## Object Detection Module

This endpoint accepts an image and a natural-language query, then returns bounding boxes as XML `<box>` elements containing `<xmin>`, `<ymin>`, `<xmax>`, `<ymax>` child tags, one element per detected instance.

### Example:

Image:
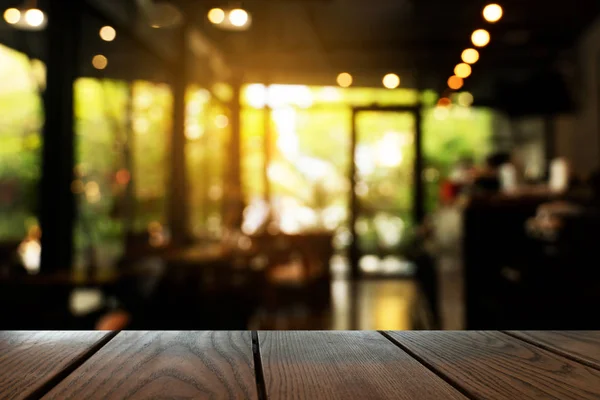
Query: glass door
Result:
<box><xmin>349</xmin><ymin>107</ymin><xmax>422</xmax><ymax>278</ymax></box>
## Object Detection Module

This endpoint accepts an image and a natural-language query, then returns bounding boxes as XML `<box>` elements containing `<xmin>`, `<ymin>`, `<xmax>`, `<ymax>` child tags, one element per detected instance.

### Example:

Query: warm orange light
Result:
<box><xmin>337</xmin><ymin>72</ymin><xmax>353</xmax><ymax>88</ymax></box>
<box><xmin>208</xmin><ymin>8</ymin><xmax>225</xmax><ymax>24</ymax></box>
<box><xmin>472</xmin><ymin>29</ymin><xmax>491</xmax><ymax>47</ymax></box>
<box><xmin>437</xmin><ymin>97</ymin><xmax>451</xmax><ymax>107</ymax></box>
<box><xmin>382</xmin><ymin>73</ymin><xmax>400</xmax><ymax>89</ymax></box>
<box><xmin>448</xmin><ymin>76</ymin><xmax>464</xmax><ymax>90</ymax></box>
<box><xmin>116</xmin><ymin>169</ymin><xmax>131</xmax><ymax>185</ymax></box>
<box><xmin>461</xmin><ymin>48</ymin><xmax>480</xmax><ymax>64</ymax></box>
<box><xmin>454</xmin><ymin>63</ymin><xmax>472</xmax><ymax>79</ymax></box>
<box><xmin>92</xmin><ymin>55</ymin><xmax>108</xmax><ymax>70</ymax></box>
<box><xmin>483</xmin><ymin>4</ymin><xmax>503</xmax><ymax>23</ymax></box>
<box><xmin>99</xmin><ymin>26</ymin><xmax>116</xmax><ymax>41</ymax></box>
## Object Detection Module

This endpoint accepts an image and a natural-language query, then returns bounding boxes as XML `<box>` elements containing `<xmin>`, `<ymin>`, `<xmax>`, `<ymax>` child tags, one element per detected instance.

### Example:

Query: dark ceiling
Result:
<box><xmin>183</xmin><ymin>0</ymin><xmax>600</xmax><ymax>100</ymax></box>
<box><xmin>1</xmin><ymin>0</ymin><xmax>600</xmax><ymax>111</ymax></box>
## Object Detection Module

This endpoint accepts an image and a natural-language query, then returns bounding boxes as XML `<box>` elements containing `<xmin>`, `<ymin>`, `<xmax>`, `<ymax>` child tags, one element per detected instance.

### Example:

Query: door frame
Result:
<box><xmin>348</xmin><ymin>105</ymin><xmax>424</xmax><ymax>280</ymax></box>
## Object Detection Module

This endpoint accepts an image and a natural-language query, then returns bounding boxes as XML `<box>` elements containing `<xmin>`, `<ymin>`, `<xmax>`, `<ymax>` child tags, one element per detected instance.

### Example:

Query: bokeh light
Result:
<box><xmin>99</xmin><ymin>26</ymin><xmax>116</xmax><ymax>42</ymax></box>
<box><xmin>472</xmin><ymin>29</ymin><xmax>491</xmax><ymax>47</ymax></box>
<box><xmin>461</xmin><ymin>48</ymin><xmax>480</xmax><ymax>64</ymax></box>
<box><xmin>454</xmin><ymin>63</ymin><xmax>472</xmax><ymax>78</ymax></box>
<box><xmin>448</xmin><ymin>76</ymin><xmax>464</xmax><ymax>90</ymax></box>
<box><xmin>437</xmin><ymin>97</ymin><xmax>451</xmax><ymax>107</ymax></box>
<box><xmin>229</xmin><ymin>9</ymin><xmax>249</xmax><ymax>27</ymax></box>
<box><xmin>208</xmin><ymin>8</ymin><xmax>225</xmax><ymax>24</ymax></box>
<box><xmin>3</xmin><ymin>8</ymin><xmax>20</xmax><ymax>24</ymax></box>
<box><xmin>457</xmin><ymin>92</ymin><xmax>474</xmax><ymax>107</ymax></box>
<box><xmin>337</xmin><ymin>72</ymin><xmax>353</xmax><ymax>88</ymax></box>
<box><xmin>382</xmin><ymin>73</ymin><xmax>400</xmax><ymax>89</ymax></box>
<box><xmin>483</xmin><ymin>4</ymin><xmax>503</xmax><ymax>23</ymax></box>
<box><xmin>92</xmin><ymin>55</ymin><xmax>108</xmax><ymax>70</ymax></box>
<box><xmin>24</xmin><ymin>9</ymin><xmax>44</xmax><ymax>27</ymax></box>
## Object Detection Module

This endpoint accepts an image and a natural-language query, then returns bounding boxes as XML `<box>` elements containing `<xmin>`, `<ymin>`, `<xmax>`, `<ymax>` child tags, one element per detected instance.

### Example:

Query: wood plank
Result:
<box><xmin>0</xmin><ymin>331</ymin><xmax>114</xmax><ymax>400</ymax></box>
<box><xmin>386</xmin><ymin>331</ymin><xmax>600</xmax><ymax>400</ymax></box>
<box><xmin>42</xmin><ymin>331</ymin><xmax>257</xmax><ymax>400</ymax></box>
<box><xmin>258</xmin><ymin>331</ymin><xmax>468</xmax><ymax>400</ymax></box>
<box><xmin>507</xmin><ymin>331</ymin><xmax>600</xmax><ymax>370</ymax></box>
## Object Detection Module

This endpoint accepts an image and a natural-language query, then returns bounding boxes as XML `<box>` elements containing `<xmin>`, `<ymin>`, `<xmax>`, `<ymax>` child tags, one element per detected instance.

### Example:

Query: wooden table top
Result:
<box><xmin>2</xmin><ymin>331</ymin><xmax>600</xmax><ymax>399</ymax></box>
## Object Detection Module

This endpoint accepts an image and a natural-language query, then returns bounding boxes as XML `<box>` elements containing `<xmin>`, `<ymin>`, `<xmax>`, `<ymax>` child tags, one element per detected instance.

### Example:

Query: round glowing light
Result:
<box><xmin>454</xmin><ymin>63</ymin><xmax>472</xmax><ymax>78</ymax></box>
<box><xmin>461</xmin><ymin>48</ymin><xmax>480</xmax><ymax>64</ymax></box>
<box><xmin>337</xmin><ymin>72</ymin><xmax>353</xmax><ymax>88</ymax></box>
<box><xmin>208</xmin><ymin>8</ymin><xmax>225</xmax><ymax>24</ymax></box>
<box><xmin>92</xmin><ymin>54</ymin><xmax>108</xmax><ymax>70</ymax></box>
<box><xmin>229</xmin><ymin>8</ymin><xmax>248</xmax><ymax>27</ymax></box>
<box><xmin>448</xmin><ymin>76</ymin><xmax>464</xmax><ymax>90</ymax></box>
<box><xmin>472</xmin><ymin>29</ymin><xmax>491</xmax><ymax>47</ymax></box>
<box><xmin>382</xmin><ymin>73</ymin><xmax>400</xmax><ymax>89</ymax></box>
<box><xmin>99</xmin><ymin>26</ymin><xmax>116</xmax><ymax>41</ymax></box>
<box><xmin>4</xmin><ymin>8</ymin><xmax>20</xmax><ymax>24</ymax></box>
<box><xmin>24</xmin><ymin>8</ymin><xmax>44</xmax><ymax>27</ymax></box>
<box><xmin>215</xmin><ymin>114</ymin><xmax>229</xmax><ymax>129</ymax></box>
<box><xmin>437</xmin><ymin>97</ymin><xmax>452</xmax><ymax>107</ymax></box>
<box><xmin>483</xmin><ymin>4</ymin><xmax>503</xmax><ymax>23</ymax></box>
<box><xmin>457</xmin><ymin>92</ymin><xmax>474</xmax><ymax>107</ymax></box>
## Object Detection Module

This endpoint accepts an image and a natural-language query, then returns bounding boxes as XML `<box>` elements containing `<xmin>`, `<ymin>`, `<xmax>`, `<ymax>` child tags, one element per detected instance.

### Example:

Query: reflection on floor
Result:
<box><xmin>331</xmin><ymin>279</ymin><xmax>418</xmax><ymax>330</ymax></box>
<box><xmin>331</xmin><ymin>255</ymin><xmax>416</xmax><ymax>279</ymax></box>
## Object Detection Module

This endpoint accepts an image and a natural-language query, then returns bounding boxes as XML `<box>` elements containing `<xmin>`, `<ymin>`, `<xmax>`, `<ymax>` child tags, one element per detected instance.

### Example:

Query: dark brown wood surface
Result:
<box><xmin>386</xmin><ymin>331</ymin><xmax>600</xmax><ymax>400</ymax></box>
<box><xmin>258</xmin><ymin>331</ymin><xmax>467</xmax><ymax>400</ymax></box>
<box><xmin>0</xmin><ymin>331</ymin><xmax>114</xmax><ymax>400</ymax></box>
<box><xmin>41</xmin><ymin>331</ymin><xmax>256</xmax><ymax>400</ymax></box>
<box><xmin>507</xmin><ymin>331</ymin><xmax>600</xmax><ymax>370</ymax></box>
<box><xmin>3</xmin><ymin>331</ymin><xmax>600</xmax><ymax>399</ymax></box>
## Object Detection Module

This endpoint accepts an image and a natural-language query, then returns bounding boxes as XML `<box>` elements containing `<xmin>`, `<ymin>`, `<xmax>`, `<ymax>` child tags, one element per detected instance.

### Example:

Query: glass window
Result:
<box><xmin>0</xmin><ymin>44</ymin><xmax>44</xmax><ymax>242</ymax></box>
<box><xmin>186</xmin><ymin>86</ymin><xmax>229</xmax><ymax>238</ymax></box>
<box><xmin>131</xmin><ymin>80</ymin><xmax>173</xmax><ymax>232</ymax></box>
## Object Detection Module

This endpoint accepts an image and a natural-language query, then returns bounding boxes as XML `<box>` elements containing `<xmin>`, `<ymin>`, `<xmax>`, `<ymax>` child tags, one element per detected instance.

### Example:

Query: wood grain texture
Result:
<box><xmin>258</xmin><ymin>331</ymin><xmax>467</xmax><ymax>400</ymax></box>
<box><xmin>507</xmin><ymin>331</ymin><xmax>600</xmax><ymax>370</ymax></box>
<box><xmin>42</xmin><ymin>331</ymin><xmax>256</xmax><ymax>400</ymax></box>
<box><xmin>0</xmin><ymin>331</ymin><xmax>113</xmax><ymax>400</ymax></box>
<box><xmin>386</xmin><ymin>331</ymin><xmax>600</xmax><ymax>400</ymax></box>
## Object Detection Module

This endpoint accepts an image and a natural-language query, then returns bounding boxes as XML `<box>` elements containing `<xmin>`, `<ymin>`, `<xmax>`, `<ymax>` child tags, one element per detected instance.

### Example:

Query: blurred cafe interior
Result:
<box><xmin>2</xmin><ymin>0</ymin><xmax>600</xmax><ymax>330</ymax></box>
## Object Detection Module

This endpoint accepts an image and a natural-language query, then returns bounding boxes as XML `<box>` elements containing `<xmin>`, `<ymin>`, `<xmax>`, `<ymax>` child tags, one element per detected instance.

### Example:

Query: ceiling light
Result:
<box><xmin>472</xmin><ymin>29</ymin><xmax>491</xmax><ymax>47</ymax></box>
<box><xmin>483</xmin><ymin>4</ymin><xmax>503</xmax><ymax>23</ymax></box>
<box><xmin>99</xmin><ymin>26</ymin><xmax>116</xmax><ymax>42</ymax></box>
<box><xmin>208</xmin><ymin>8</ymin><xmax>225</xmax><ymax>24</ymax></box>
<box><xmin>454</xmin><ymin>63</ymin><xmax>472</xmax><ymax>78</ymax></box>
<box><xmin>448</xmin><ymin>76</ymin><xmax>464</xmax><ymax>90</ymax></box>
<box><xmin>457</xmin><ymin>92</ymin><xmax>474</xmax><ymax>107</ymax></box>
<box><xmin>382</xmin><ymin>73</ymin><xmax>400</xmax><ymax>89</ymax></box>
<box><xmin>24</xmin><ymin>8</ymin><xmax>44</xmax><ymax>27</ymax></box>
<box><xmin>92</xmin><ymin>55</ymin><xmax>108</xmax><ymax>70</ymax></box>
<box><xmin>3</xmin><ymin>8</ymin><xmax>20</xmax><ymax>24</ymax></box>
<box><xmin>229</xmin><ymin>8</ymin><xmax>248</xmax><ymax>27</ymax></box>
<box><xmin>337</xmin><ymin>72</ymin><xmax>353</xmax><ymax>88</ymax></box>
<box><xmin>461</xmin><ymin>48</ymin><xmax>480</xmax><ymax>64</ymax></box>
<box><xmin>437</xmin><ymin>97</ymin><xmax>451</xmax><ymax>107</ymax></box>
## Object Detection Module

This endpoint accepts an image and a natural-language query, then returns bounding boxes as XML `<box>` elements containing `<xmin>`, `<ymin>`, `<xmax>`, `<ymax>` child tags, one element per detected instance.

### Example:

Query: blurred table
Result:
<box><xmin>2</xmin><ymin>331</ymin><xmax>600</xmax><ymax>399</ymax></box>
